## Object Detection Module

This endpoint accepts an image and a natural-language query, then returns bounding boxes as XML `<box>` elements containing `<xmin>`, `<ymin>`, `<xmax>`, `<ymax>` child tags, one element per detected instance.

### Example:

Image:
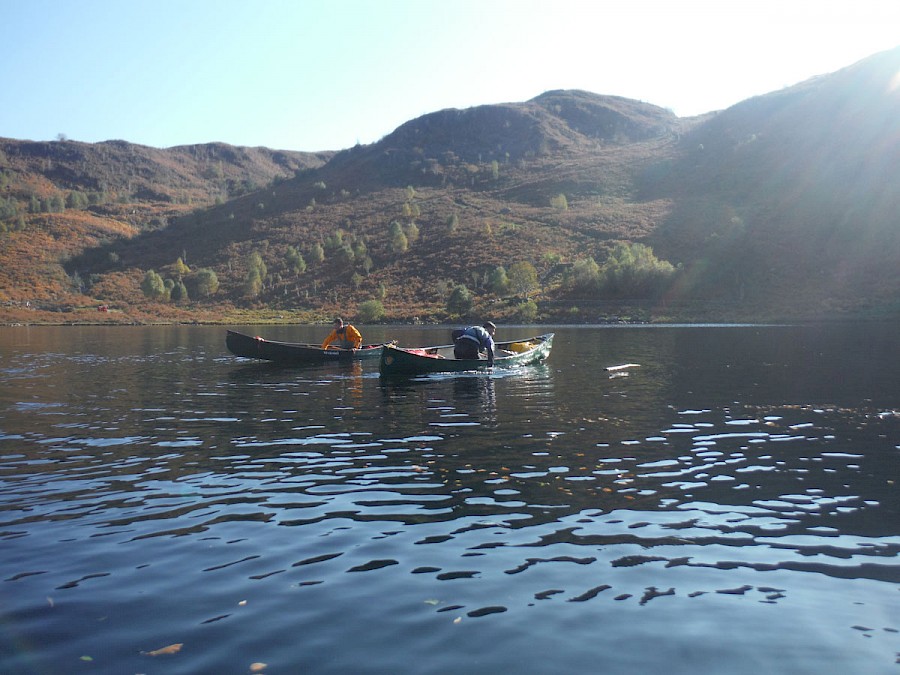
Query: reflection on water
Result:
<box><xmin>0</xmin><ymin>324</ymin><xmax>898</xmax><ymax>674</ymax></box>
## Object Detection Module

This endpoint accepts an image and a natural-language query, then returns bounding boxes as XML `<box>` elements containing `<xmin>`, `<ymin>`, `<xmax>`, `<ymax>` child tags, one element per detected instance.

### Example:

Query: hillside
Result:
<box><xmin>2</xmin><ymin>46</ymin><xmax>899</xmax><ymax>325</ymax></box>
<box><xmin>0</xmin><ymin>139</ymin><xmax>330</xmax><ymax>319</ymax></box>
<box><xmin>646</xmin><ymin>45</ymin><xmax>900</xmax><ymax>316</ymax></box>
<box><xmin>60</xmin><ymin>93</ymin><xmax>690</xmax><ymax>324</ymax></box>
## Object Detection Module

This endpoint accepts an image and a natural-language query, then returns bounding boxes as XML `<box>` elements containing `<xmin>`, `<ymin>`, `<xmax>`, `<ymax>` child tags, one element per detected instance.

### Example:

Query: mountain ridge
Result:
<box><xmin>2</xmin><ymin>46</ymin><xmax>898</xmax><ymax>324</ymax></box>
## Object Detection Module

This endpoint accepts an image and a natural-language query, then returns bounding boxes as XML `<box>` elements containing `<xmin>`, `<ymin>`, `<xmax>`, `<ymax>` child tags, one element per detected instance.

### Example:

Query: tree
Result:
<box><xmin>571</xmin><ymin>257</ymin><xmax>600</xmax><ymax>291</ymax></box>
<box><xmin>389</xmin><ymin>221</ymin><xmax>408</xmax><ymax>254</ymax></box>
<box><xmin>515</xmin><ymin>299</ymin><xmax>538</xmax><ymax>322</ymax></box>
<box><xmin>403</xmin><ymin>221</ymin><xmax>419</xmax><ymax>244</ymax></box>
<box><xmin>358</xmin><ymin>299</ymin><xmax>385</xmax><ymax>323</ymax></box>
<box><xmin>170</xmin><ymin>279</ymin><xmax>189</xmax><ymax>302</ymax></box>
<box><xmin>195</xmin><ymin>268</ymin><xmax>219</xmax><ymax>297</ymax></box>
<box><xmin>70</xmin><ymin>271</ymin><xmax>84</xmax><ymax>293</ymax></box>
<box><xmin>487</xmin><ymin>266</ymin><xmax>510</xmax><ymax>295</ymax></box>
<box><xmin>244</xmin><ymin>270</ymin><xmax>262</xmax><ymax>297</ymax></box>
<box><xmin>542</xmin><ymin>251</ymin><xmax>562</xmax><ymax>267</ymax></box>
<box><xmin>247</xmin><ymin>251</ymin><xmax>267</xmax><ymax>279</ymax></box>
<box><xmin>174</xmin><ymin>257</ymin><xmax>190</xmax><ymax>278</ymax></box>
<box><xmin>66</xmin><ymin>191</ymin><xmax>88</xmax><ymax>209</ymax></box>
<box><xmin>550</xmin><ymin>193</ymin><xmax>568</xmax><ymax>211</ymax></box>
<box><xmin>447</xmin><ymin>284</ymin><xmax>473</xmax><ymax>315</ymax></box>
<box><xmin>434</xmin><ymin>279</ymin><xmax>450</xmax><ymax>301</ymax></box>
<box><xmin>141</xmin><ymin>270</ymin><xmax>167</xmax><ymax>300</ymax></box>
<box><xmin>0</xmin><ymin>197</ymin><xmax>18</xmax><ymax>221</ymax></box>
<box><xmin>508</xmin><ymin>261</ymin><xmax>538</xmax><ymax>299</ymax></box>
<box><xmin>324</xmin><ymin>229</ymin><xmax>344</xmax><ymax>250</ymax></box>
<box><xmin>244</xmin><ymin>251</ymin><xmax>267</xmax><ymax>297</ymax></box>
<box><xmin>308</xmin><ymin>242</ymin><xmax>325</xmax><ymax>264</ymax></box>
<box><xmin>599</xmin><ymin>242</ymin><xmax>675</xmax><ymax>298</ymax></box>
<box><xmin>335</xmin><ymin>244</ymin><xmax>355</xmax><ymax>265</ymax></box>
<box><xmin>352</xmin><ymin>239</ymin><xmax>368</xmax><ymax>259</ymax></box>
<box><xmin>286</xmin><ymin>246</ymin><xmax>306</xmax><ymax>274</ymax></box>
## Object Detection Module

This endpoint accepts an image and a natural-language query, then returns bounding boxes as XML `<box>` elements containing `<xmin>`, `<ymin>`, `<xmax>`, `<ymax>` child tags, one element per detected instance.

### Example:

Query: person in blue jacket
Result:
<box><xmin>453</xmin><ymin>321</ymin><xmax>496</xmax><ymax>365</ymax></box>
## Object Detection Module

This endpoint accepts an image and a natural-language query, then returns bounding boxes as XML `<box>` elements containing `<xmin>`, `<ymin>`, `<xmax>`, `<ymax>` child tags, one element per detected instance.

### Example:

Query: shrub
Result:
<box><xmin>599</xmin><ymin>242</ymin><xmax>675</xmax><ymax>298</ymax></box>
<box><xmin>141</xmin><ymin>270</ymin><xmax>167</xmax><ymax>300</ymax></box>
<box><xmin>308</xmin><ymin>243</ymin><xmax>325</xmax><ymax>264</ymax></box>
<box><xmin>446</xmin><ymin>284</ymin><xmax>473</xmax><ymax>315</ymax></box>
<box><xmin>550</xmin><ymin>193</ymin><xmax>568</xmax><ymax>211</ymax></box>
<box><xmin>357</xmin><ymin>299</ymin><xmax>385</xmax><ymax>323</ymax></box>
<box><xmin>487</xmin><ymin>266</ymin><xmax>510</xmax><ymax>295</ymax></box>
<box><xmin>170</xmin><ymin>279</ymin><xmax>189</xmax><ymax>302</ymax></box>
<box><xmin>324</xmin><ymin>230</ymin><xmax>344</xmax><ymax>250</ymax></box>
<box><xmin>335</xmin><ymin>244</ymin><xmax>355</xmax><ymax>265</ymax></box>
<box><xmin>515</xmin><ymin>299</ymin><xmax>538</xmax><ymax>322</ymax></box>
<box><xmin>195</xmin><ymin>268</ymin><xmax>219</xmax><ymax>297</ymax></box>
<box><xmin>570</xmin><ymin>257</ymin><xmax>600</xmax><ymax>291</ymax></box>
<box><xmin>286</xmin><ymin>246</ymin><xmax>306</xmax><ymax>274</ymax></box>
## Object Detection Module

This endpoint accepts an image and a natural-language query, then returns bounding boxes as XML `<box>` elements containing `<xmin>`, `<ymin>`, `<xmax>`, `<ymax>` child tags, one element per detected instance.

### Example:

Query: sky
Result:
<box><xmin>2</xmin><ymin>0</ymin><xmax>898</xmax><ymax>152</ymax></box>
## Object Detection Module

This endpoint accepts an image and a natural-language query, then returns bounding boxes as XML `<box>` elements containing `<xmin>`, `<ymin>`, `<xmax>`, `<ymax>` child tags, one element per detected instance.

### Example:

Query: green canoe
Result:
<box><xmin>379</xmin><ymin>333</ymin><xmax>554</xmax><ymax>377</ymax></box>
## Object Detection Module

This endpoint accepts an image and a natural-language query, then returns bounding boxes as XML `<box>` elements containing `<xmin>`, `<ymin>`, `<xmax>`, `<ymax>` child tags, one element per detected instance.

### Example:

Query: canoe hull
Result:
<box><xmin>379</xmin><ymin>333</ymin><xmax>553</xmax><ymax>377</ymax></box>
<box><xmin>226</xmin><ymin>330</ymin><xmax>384</xmax><ymax>364</ymax></box>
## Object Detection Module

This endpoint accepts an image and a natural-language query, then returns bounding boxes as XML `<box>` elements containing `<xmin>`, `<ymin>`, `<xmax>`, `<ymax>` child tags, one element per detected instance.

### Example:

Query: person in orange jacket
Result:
<box><xmin>321</xmin><ymin>317</ymin><xmax>363</xmax><ymax>350</ymax></box>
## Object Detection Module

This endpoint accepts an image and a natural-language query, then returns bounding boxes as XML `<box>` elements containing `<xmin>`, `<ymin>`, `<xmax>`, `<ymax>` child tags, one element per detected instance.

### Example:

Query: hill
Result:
<box><xmin>2</xmin><ymin>46</ymin><xmax>899</xmax><ymax>325</ymax></box>
<box><xmin>0</xmin><ymin>139</ymin><xmax>330</xmax><ymax>320</ymax></box>
<box><xmin>645</xmin><ymin>46</ymin><xmax>900</xmax><ymax>317</ymax></box>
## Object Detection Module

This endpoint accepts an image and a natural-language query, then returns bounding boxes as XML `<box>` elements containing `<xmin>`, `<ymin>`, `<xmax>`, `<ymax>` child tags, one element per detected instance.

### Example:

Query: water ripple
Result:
<box><xmin>2</xmin><ymin>326</ymin><xmax>899</xmax><ymax>674</ymax></box>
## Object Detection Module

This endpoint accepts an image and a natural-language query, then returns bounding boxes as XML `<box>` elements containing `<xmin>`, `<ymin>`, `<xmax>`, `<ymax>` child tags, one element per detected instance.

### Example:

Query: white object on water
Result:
<box><xmin>605</xmin><ymin>363</ymin><xmax>641</xmax><ymax>372</ymax></box>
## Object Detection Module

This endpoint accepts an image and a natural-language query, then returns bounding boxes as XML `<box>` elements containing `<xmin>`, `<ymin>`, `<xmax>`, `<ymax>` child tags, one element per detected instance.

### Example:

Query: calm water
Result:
<box><xmin>0</xmin><ymin>324</ymin><xmax>898</xmax><ymax>674</ymax></box>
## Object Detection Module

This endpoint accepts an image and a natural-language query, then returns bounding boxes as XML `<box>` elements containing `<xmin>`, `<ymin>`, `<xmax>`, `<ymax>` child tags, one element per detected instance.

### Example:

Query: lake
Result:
<box><xmin>1</xmin><ymin>323</ymin><xmax>898</xmax><ymax>674</ymax></box>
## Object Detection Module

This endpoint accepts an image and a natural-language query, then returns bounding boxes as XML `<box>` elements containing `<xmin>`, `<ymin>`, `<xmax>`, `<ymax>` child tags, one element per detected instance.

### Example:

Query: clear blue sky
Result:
<box><xmin>2</xmin><ymin>0</ymin><xmax>897</xmax><ymax>152</ymax></box>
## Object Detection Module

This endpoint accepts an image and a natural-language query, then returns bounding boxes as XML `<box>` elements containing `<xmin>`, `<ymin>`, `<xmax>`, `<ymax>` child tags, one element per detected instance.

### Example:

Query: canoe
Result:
<box><xmin>379</xmin><ymin>333</ymin><xmax>554</xmax><ymax>377</ymax></box>
<box><xmin>226</xmin><ymin>330</ymin><xmax>385</xmax><ymax>364</ymax></box>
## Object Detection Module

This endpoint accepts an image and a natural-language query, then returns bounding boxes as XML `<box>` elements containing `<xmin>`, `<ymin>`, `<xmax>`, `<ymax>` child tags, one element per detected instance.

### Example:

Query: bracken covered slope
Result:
<box><xmin>2</xmin><ymin>46</ymin><xmax>898</xmax><ymax>324</ymax></box>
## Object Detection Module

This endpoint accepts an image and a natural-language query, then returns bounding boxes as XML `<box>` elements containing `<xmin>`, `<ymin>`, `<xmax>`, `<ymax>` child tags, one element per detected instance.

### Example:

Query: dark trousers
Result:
<box><xmin>454</xmin><ymin>339</ymin><xmax>480</xmax><ymax>360</ymax></box>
